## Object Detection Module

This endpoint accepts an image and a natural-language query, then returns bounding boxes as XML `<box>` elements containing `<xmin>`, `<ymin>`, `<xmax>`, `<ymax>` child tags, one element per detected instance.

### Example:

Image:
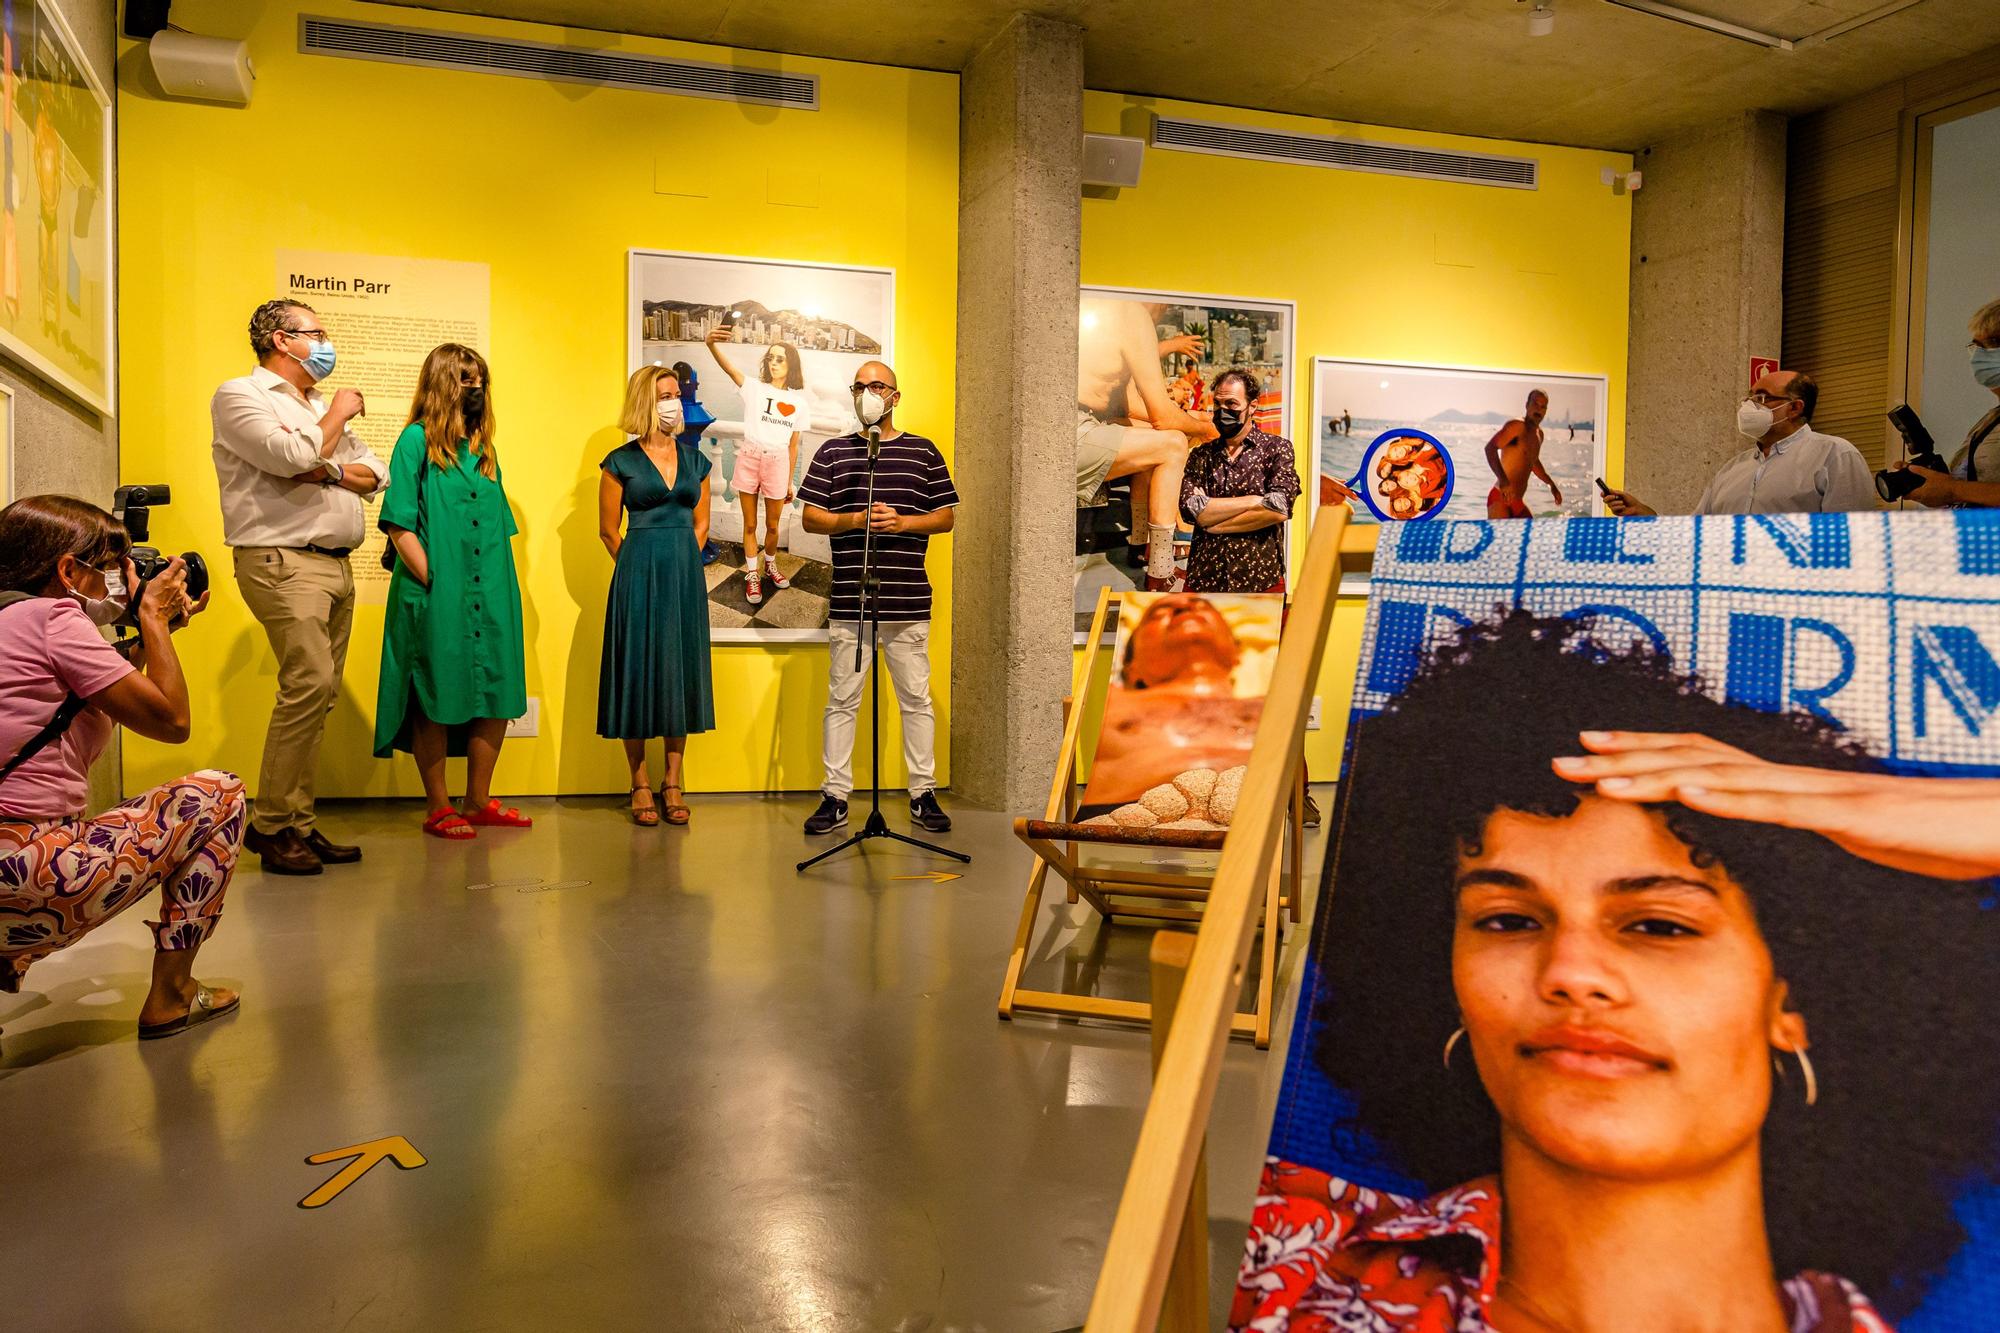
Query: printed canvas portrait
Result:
<box><xmin>1240</xmin><ymin>511</ymin><xmax>2000</xmax><ymax>1333</ymax></box>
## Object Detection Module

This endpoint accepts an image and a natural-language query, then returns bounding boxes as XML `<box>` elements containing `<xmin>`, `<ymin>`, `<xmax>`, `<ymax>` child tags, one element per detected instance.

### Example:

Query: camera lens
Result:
<box><xmin>181</xmin><ymin>552</ymin><xmax>209</xmax><ymax>602</ymax></box>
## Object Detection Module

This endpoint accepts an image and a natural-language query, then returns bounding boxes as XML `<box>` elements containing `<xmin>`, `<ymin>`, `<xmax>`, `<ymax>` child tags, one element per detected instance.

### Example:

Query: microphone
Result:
<box><xmin>867</xmin><ymin>424</ymin><xmax>881</xmax><ymax>459</ymax></box>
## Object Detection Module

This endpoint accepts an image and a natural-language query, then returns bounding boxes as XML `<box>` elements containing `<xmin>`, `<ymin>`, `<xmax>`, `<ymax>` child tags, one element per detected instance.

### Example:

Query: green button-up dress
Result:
<box><xmin>373</xmin><ymin>422</ymin><xmax>528</xmax><ymax>758</ymax></box>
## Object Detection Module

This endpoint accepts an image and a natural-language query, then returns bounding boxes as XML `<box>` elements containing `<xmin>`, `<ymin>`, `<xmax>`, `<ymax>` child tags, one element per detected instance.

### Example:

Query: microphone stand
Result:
<box><xmin>798</xmin><ymin>421</ymin><xmax>970</xmax><ymax>874</ymax></box>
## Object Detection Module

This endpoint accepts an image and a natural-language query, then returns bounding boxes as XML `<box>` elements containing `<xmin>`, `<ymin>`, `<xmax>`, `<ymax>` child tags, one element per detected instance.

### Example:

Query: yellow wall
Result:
<box><xmin>1081</xmin><ymin>92</ymin><xmax>1634</xmax><ymax>771</ymax></box>
<box><xmin>117</xmin><ymin>0</ymin><xmax>959</xmax><ymax>797</ymax></box>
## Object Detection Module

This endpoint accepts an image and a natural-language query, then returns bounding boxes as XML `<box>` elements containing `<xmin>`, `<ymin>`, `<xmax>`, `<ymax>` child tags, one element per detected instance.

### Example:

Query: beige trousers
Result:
<box><xmin>232</xmin><ymin>547</ymin><xmax>355</xmax><ymax>836</ymax></box>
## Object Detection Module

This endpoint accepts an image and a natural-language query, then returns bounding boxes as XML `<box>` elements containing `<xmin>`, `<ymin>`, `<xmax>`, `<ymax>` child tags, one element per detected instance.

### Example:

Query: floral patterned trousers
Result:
<box><xmin>0</xmin><ymin>770</ymin><xmax>245</xmax><ymax>992</ymax></box>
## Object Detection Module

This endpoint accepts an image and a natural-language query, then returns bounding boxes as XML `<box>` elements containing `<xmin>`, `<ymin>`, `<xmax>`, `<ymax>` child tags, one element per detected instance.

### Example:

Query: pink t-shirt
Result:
<box><xmin>0</xmin><ymin>598</ymin><xmax>134</xmax><ymax>818</ymax></box>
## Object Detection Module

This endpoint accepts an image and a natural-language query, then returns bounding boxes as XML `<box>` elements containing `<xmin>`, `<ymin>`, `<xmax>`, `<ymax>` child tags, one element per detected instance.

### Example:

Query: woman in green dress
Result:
<box><xmin>598</xmin><ymin>364</ymin><xmax>714</xmax><ymax>826</ymax></box>
<box><xmin>375</xmin><ymin>343</ymin><xmax>531</xmax><ymax>839</ymax></box>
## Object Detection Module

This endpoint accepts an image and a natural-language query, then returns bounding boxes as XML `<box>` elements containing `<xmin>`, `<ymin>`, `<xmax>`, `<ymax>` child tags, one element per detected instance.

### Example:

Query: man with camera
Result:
<box><xmin>212</xmin><ymin>299</ymin><xmax>387</xmax><ymax>875</ymax></box>
<box><xmin>1893</xmin><ymin>298</ymin><xmax>2000</xmax><ymax>509</ymax></box>
<box><xmin>1602</xmin><ymin>369</ymin><xmax>1875</xmax><ymax>516</ymax></box>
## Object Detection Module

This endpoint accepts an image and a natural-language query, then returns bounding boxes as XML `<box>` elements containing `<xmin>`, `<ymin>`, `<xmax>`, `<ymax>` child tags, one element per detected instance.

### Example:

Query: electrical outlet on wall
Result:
<box><xmin>1307</xmin><ymin>696</ymin><xmax>1323</xmax><ymax>731</ymax></box>
<box><xmin>506</xmin><ymin>697</ymin><xmax>540</xmax><ymax>739</ymax></box>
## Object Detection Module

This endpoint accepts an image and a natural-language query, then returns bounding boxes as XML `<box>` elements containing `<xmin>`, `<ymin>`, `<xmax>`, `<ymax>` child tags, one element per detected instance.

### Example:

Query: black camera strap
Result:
<box><xmin>1962</xmin><ymin>408</ymin><xmax>2000</xmax><ymax>486</ymax></box>
<box><xmin>0</xmin><ymin>592</ymin><xmax>90</xmax><ymax>784</ymax></box>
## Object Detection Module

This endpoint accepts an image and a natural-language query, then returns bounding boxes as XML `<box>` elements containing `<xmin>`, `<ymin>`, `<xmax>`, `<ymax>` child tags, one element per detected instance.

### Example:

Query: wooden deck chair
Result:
<box><xmin>996</xmin><ymin>520</ymin><xmax>1344</xmax><ymax>1050</ymax></box>
<box><xmin>1081</xmin><ymin>504</ymin><xmax>1350</xmax><ymax>1330</ymax></box>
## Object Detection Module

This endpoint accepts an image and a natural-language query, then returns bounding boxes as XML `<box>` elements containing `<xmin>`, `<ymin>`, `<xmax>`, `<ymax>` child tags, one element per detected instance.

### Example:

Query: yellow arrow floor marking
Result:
<box><xmin>892</xmin><ymin>871</ymin><xmax>963</xmax><ymax>884</ymax></box>
<box><xmin>299</xmin><ymin>1135</ymin><xmax>428</xmax><ymax>1209</ymax></box>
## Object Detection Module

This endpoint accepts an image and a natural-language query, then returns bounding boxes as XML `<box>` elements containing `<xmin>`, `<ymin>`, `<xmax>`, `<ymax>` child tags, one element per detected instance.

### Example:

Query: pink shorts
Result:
<box><xmin>733</xmin><ymin>445</ymin><xmax>791</xmax><ymax>499</ymax></box>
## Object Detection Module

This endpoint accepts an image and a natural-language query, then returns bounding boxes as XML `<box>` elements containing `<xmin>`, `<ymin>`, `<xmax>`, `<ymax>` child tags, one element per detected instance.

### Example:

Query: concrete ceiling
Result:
<box><xmin>386</xmin><ymin>0</ymin><xmax>2000</xmax><ymax>149</ymax></box>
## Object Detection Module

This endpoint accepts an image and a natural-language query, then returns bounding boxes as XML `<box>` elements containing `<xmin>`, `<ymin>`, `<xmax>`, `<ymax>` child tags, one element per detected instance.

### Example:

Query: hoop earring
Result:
<box><xmin>1443</xmin><ymin>1025</ymin><xmax>1466</xmax><ymax>1071</ymax></box>
<box><xmin>1774</xmin><ymin>1045</ymin><xmax>1818</xmax><ymax>1106</ymax></box>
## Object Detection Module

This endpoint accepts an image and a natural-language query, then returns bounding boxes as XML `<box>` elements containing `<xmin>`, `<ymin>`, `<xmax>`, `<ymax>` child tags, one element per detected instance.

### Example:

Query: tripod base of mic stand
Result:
<box><xmin>796</xmin><ymin>805</ymin><xmax>973</xmax><ymax>873</ymax></box>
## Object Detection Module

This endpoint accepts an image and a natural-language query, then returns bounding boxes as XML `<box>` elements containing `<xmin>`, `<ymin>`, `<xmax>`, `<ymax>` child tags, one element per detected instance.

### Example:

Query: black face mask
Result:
<box><xmin>462</xmin><ymin>386</ymin><xmax>487</xmax><ymax>422</ymax></box>
<box><xmin>1213</xmin><ymin>404</ymin><xmax>1247</xmax><ymax>439</ymax></box>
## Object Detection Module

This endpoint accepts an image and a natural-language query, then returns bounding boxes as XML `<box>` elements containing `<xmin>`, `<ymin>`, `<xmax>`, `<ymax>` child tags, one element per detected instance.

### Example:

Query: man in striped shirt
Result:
<box><xmin>798</xmin><ymin>361</ymin><xmax>959</xmax><ymax>836</ymax></box>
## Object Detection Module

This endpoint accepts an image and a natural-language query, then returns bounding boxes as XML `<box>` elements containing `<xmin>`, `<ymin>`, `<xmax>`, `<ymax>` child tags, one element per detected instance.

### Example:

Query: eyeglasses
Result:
<box><xmin>849</xmin><ymin>381</ymin><xmax>894</xmax><ymax>395</ymax></box>
<box><xmin>1748</xmin><ymin>391</ymin><xmax>1797</xmax><ymax>407</ymax></box>
<box><xmin>283</xmin><ymin>326</ymin><xmax>328</xmax><ymax>340</ymax></box>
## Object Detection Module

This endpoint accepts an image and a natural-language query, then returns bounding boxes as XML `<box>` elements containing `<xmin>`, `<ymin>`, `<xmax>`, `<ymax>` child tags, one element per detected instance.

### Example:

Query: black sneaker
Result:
<box><xmin>910</xmin><ymin>791</ymin><xmax>952</xmax><ymax>833</ymax></box>
<box><xmin>804</xmin><ymin>795</ymin><xmax>849</xmax><ymax>835</ymax></box>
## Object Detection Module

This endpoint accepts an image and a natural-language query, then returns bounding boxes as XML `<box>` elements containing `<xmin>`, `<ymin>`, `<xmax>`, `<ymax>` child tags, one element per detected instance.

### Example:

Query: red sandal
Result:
<box><xmin>464</xmin><ymin>798</ymin><xmax>533</xmax><ymax>828</ymax></box>
<box><xmin>424</xmin><ymin>808</ymin><xmax>475</xmax><ymax>840</ymax></box>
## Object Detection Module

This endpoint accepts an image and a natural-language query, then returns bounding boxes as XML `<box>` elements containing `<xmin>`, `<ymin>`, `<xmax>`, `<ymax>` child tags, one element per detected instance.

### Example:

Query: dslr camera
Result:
<box><xmin>112</xmin><ymin>484</ymin><xmax>209</xmax><ymax>627</ymax></box>
<box><xmin>1874</xmin><ymin>405</ymin><xmax>1952</xmax><ymax>502</ymax></box>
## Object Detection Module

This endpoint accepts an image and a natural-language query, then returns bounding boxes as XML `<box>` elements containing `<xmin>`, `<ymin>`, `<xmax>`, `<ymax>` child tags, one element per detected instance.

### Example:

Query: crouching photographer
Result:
<box><xmin>0</xmin><ymin>495</ymin><xmax>244</xmax><ymax>1040</ymax></box>
<box><xmin>1887</xmin><ymin>296</ymin><xmax>2000</xmax><ymax>508</ymax></box>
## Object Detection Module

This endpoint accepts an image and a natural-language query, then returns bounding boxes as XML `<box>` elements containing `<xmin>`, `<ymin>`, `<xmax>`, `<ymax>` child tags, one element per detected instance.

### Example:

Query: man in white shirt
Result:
<box><xmin>212</xmin><ymin>299</ymin><xmax>387</xmax><ymax>875</ymax></box>
<box><xmin>1604</xmin><ymin>370</ymin><xmax>1877</xmax><ymax>517</ymax></box>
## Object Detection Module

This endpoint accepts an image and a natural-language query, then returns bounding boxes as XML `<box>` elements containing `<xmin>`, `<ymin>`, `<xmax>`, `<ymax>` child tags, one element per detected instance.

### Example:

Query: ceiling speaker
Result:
<box><xmin>1083</xmin><ymin>133</ymin><xmax>1143</xmax><ymax>189</ymax></box>
<box><xmin>150</xmin><ymin>29</ymin><xmax>255</xmax><ymax>105</ymax></box>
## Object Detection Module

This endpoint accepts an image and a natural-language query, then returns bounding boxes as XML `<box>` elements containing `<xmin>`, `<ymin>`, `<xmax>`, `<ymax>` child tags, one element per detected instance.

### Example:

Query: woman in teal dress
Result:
<box><xmin>598</xmin><ymin>364</ymin><xmax>714</xmax><ymax>826</ymax></box>
<box><xmin>375</xmin><ymin>343</ymin><xmax>532</xmax><ymax>840</ymax></box>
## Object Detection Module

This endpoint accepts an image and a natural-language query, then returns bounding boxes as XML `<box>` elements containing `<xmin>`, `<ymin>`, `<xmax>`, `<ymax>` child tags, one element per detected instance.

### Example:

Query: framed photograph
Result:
<box><xmin>0</xmin><ymin>1</ymin><xmax>112</xmax><ymax>415</ymax></box>
<box><xmin>1075</xmin><ymin>286</ymin><xmax>1295</xmax><ymax>637</ymax></box>
<box><xmin>1237</xmin><ymin>511</ymin><xmax>2000</xmax><ymax>1333</ymax></box>
<box><xmin>628</xmin><ymin>249</ymin><xmax>895</xmax><ymax>643</ymax></box>
<box><xmin>1312</xmin><ymin>357</ymin><xmax>1606</xmax><ymax>526</ymax></box>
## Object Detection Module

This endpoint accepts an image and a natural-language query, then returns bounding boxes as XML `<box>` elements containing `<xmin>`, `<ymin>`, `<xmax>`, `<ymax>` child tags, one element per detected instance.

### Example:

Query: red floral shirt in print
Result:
<box><xmin>1231</xmin><ymin>1157</ymin><xmax>1894</xmax><ymax>1333</ymax></box>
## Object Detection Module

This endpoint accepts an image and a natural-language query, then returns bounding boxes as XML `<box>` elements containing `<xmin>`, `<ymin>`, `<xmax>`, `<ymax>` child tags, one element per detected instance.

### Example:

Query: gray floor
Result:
<box><xmin>1</xmin><ymin>789</ymin><xmax>1327</xmax><ymax>1332</ymax></box>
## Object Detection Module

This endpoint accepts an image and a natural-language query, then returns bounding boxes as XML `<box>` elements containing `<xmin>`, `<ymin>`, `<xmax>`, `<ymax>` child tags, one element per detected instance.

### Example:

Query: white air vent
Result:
<box><xmin>298</xmin><ymin>15</ymin><xmax>817</xmax><ymax>110</ymax></box>
<box><xmin>1151</xmin><ymin>115</ymin><xmax>1537</xmax><ymax>190</ymax></box>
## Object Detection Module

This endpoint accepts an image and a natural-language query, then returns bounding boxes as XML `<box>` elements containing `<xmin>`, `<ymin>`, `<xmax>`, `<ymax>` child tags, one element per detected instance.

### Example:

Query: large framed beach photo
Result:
<box><xmin>628</xmin><ymin>249</ymin><xmax>895</xmax><ymax>643</ymax></box>
<box><xmin>1074</xmin><ymin>286</ymin><xmax>1295</xmax><ymax>637</ymax></box>
<box><xmin>0</xmin><ymin>0</ymin><xmax>113</xmax><ymax>414</ymax></box>
<box><xmin>1312</xmin><ymin>357</ymin><xmax>1607</xmax><ymax>526</ymax></box>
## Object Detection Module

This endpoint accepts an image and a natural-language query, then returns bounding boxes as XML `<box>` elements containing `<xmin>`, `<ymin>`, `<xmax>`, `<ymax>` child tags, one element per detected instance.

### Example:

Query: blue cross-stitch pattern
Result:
<box><xmin>1351</xmin><ymin>510</ymin><xmax>2000</xmax><ymax>774</ymax></box>
<box><xmin>1268</xmin><ymin>509</ymin><xmax>2000</xmax><ymax>1327</ymax></box>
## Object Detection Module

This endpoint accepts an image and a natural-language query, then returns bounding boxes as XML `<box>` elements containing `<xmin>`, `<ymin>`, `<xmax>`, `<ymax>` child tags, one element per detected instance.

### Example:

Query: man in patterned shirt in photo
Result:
<box><xmin>1179</xmin><ymin>370</ymin><xmax>1301</xmax><ymax>594</ymax></box>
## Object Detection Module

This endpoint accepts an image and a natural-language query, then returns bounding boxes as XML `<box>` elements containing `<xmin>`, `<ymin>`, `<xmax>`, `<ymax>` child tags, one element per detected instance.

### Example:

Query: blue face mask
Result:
<box><xmin>1973</xmin><ymin>345</ymin><xmax>2000</xmax><ymax>390</ymax></box>
<box><xmin>289</xmin><ymin>336</ymin><xmax>337</xmax><ymax>381</ymax></box>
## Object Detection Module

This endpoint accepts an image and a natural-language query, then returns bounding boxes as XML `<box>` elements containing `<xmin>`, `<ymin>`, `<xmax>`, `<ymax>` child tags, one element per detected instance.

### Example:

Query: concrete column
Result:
<box><xmin>1625</xmin><ymin>111</ymin><xmax>1786</xmax><ymax>513</ymax></box>
<box><xmin>949</xmin><ymin>15</ymin><xmax>1083</xmax><ymax>812</ymax></box>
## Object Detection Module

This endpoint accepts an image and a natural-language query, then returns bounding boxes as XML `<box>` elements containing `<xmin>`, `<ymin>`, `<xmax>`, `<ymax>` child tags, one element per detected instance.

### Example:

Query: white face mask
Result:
<box><xmin>656</xmin><ymin>399</ymin><xmax>683</xmax><ymax>431</ymax></box>
<box><xmin>855</xmin><ymin>389</ymin><xmax>891</xmax><ymax>428</ymax></box>
<box><xmin>70</xmin><ymin>565</ymin><xmax>127</xmax><ymax>627</ymax></box>
<box><xmin>1737</xmin><ymin>399</ymin><xmax>1777</xmax><ymax>440</ymax></box>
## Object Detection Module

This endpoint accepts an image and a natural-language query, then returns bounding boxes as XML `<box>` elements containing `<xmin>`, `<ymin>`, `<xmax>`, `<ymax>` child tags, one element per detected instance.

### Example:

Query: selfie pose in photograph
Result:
<box><xmin>1236</xmin><ymin>613</ymin><xmax>2000</xmax><ymax>1333</ymax></box>
<box><xmin>705</xmin><ymin>327</ymin><xmax>808</xmax><ymax>605</ymax></box>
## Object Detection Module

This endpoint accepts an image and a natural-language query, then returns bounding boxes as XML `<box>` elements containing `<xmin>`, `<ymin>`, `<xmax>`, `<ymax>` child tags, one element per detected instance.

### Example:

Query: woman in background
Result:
<box><xmin>0</xmin><ymin>496</ymin><xmax>243</xmax><ymax>1038</ymax></box>
<box><xmin>598</xmin><ymin>365</ymin><xmax>714</xmax><ymax>826</ymax></box>
<box><xmin>1904</xmin><ymin>295</ymin><xmax>2000</xmax><ymax>507</ymax></box>
<box><xmin>704</xmin><ymin>328</ymin><xmax>807</xmax><ymax>606</ymax></box>
<box><xmin>375</xmin><ymin>344</ymin><xmax>530</xmax><ymax>839</ymax></box>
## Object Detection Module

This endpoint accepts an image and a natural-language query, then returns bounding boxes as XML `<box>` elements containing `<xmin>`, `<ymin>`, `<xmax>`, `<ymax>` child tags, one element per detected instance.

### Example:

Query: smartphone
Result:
<box><xmin>1594</xmin><ymin>477</ymin><xmax>1613</xmax><ymax>495</ymax></box>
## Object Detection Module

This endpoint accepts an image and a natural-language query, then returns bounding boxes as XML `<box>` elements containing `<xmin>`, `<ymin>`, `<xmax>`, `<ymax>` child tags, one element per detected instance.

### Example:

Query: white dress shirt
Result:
<box><xmin>211</xmin><ymin>365</ymin><xmax>388</xmax><ymax>549</ymax></box>
<box><xmin>1692</xmin><ymin>425</ymin><xmax>1877</xmax><ymax>515</ymax></box>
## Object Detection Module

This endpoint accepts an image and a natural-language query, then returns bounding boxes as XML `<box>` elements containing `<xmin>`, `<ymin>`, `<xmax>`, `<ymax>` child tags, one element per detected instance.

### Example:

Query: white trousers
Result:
<box><xmin>823</xmin><ymin>619</ymin><xmax>936</xmax><ymax>800</ymax></box>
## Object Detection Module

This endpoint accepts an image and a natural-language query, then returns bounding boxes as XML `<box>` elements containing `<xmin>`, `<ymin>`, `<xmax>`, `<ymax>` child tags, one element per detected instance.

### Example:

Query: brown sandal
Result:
<box><xmin>628</xmin><ymin>785</ymin><xmax>660</xmax><ymax>827</ymax></box>
<box><xmin>661</xmin><ymin>784</ymin><xmax>690</xmax><ymax>826</ymax></box>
